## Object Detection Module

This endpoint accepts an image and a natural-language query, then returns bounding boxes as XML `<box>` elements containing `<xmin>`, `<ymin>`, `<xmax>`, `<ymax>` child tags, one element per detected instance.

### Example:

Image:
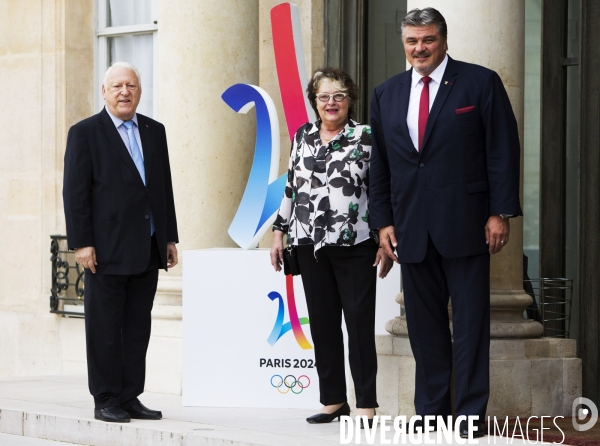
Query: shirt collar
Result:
<box><xmin>105</xmin><ymin>106</ymin><xmax>138</xmax><ymax>129</ymax></box>
<box><xmin>308</xmin><ymin>119</ymin><xmax>358</xmax><ymax>136</ymax></box>
<box><xmin>411</xmin><ymin>53</ymin><xmax>449</xmax><ymax>88</ymax></box>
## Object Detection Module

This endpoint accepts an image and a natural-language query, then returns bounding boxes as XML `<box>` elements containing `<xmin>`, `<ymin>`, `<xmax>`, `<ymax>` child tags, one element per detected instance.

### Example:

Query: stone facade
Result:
<box><xmin>0</xmin><ymin>0</ymin><xmax>94</xmax><ymax>378</ymax></box>
<box><xmin>0</xmin><ymin>0</ymin><xmax>581</xmax><ymax>414</ymax></box>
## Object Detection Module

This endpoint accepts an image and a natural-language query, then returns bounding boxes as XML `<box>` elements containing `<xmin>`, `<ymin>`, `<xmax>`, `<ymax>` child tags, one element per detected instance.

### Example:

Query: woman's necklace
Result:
<box><xmin>320</xmin><ymin>124</ymin><xmax>345</xmax><ymax>144</ymax></box>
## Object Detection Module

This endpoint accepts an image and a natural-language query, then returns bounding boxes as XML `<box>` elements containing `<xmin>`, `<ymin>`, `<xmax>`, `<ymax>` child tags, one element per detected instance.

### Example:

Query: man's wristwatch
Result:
<box><xmin>499</xmin><ymin>214</ymin><xmax>513</xmax><ymax>219</ymax></box>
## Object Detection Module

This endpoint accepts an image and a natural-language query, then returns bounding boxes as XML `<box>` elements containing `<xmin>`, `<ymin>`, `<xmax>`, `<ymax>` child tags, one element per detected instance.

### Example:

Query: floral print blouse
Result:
<box><xmin>273</xmin><ymin>120</ymin><xmax>372</xmax><ymax>254</ymax></box>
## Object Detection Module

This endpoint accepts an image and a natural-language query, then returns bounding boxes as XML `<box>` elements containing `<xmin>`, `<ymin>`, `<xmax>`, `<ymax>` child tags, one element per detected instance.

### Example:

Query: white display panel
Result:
<box><xmin>182</xmin><ymin>248</ymin><xmax>400</xmax><ymax>409</ymax></box>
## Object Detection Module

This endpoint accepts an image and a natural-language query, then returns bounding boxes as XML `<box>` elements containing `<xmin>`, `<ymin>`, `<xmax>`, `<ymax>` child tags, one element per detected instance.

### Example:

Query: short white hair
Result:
<box><xmin>103</xmin><ymin>62</ymin><xmax>142</xmax><ymax>86</ymax></box>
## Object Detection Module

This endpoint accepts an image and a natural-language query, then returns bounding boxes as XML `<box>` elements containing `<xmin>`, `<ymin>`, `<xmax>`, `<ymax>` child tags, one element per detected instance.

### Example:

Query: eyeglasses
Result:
<box><xmin>316</xmin><ymin>93</ymin><xmax>348</xmax><ymax>103</ymax></box>
<box><xmin>109</xmin><ymin>83</ymin><xmax>138</xmax><ymax>92</ymax></box>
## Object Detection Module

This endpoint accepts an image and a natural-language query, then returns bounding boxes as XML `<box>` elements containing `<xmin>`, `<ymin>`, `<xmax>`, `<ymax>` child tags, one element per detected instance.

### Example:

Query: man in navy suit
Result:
<box><xmin>369</xmin><ymin>8</ymin><xmax>522</xmax><ymax>438</ymax></box>
<box><xmin>63</xmin><ymin>62</ymin><xmax>178</xmax><ymax>423</ymax></box>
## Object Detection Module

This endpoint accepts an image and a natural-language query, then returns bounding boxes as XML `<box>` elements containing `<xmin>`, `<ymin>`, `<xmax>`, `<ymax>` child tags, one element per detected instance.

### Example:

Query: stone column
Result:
<box><xmin>154</xmin><ymin>0</ymin><xmax>259</xmax><ymax>291</ymax></box>
<box><xmin>146</xmin><ymin>0</ymin><xmax>259</xmax><ymax>394</ymax></box>
<box><xmin>385</xmin><ymin>0</ymin><xmax>543</xmax><ymax>339</ymax></box>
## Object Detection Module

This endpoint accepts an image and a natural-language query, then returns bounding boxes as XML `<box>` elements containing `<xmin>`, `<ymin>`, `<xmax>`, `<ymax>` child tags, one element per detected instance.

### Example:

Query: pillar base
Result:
<box><xmin>386</xmin><ymin>315</ymin><xmax>543</xmax><ymax>338</ymax></box>
<box><xmin>351</xmin><ymin>335</ymin><xmax>581</xmax><ymax>418</ymax></box>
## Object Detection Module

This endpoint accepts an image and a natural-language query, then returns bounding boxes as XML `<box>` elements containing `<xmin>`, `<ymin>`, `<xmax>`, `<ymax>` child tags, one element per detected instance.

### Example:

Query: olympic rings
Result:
<box><xmin>270</xmin><ymin>374</ymin><xmax>311</xmax><ymax>394</ymax></box>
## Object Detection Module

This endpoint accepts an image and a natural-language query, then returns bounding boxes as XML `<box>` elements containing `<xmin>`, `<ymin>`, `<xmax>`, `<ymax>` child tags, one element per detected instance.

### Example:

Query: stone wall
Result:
<box><xmin>0</xmin><ymin>0</ymin><xmax>93</xmax><ymax>377</ymax></box>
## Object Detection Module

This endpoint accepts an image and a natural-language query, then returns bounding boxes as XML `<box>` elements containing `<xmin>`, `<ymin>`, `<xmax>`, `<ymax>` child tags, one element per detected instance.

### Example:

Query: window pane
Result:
<box><xmin>566</xmin><ymin>0</ymin><xmax>579</xmax><ymax>59</ymax></box>
<box><xmin>564</xmin><ymin>0</ymin><xmax>580</xmax><ymax>339</ymax></box>
<box><xmin>523</xmin><ymin>0</ymin><xmax>542</xmax><ymax>280</ymax></box>
<box><xmin>108</xmin><ymin>34</ymin><xmax>154</xmax><ymax>117</ymax></box>
<box><xmin>107</xmin><ymin>0</ymin><xmax>156</xmax><ymax>27</ymax></box>
<box><xmin>365</xmin><ymin>0</ymin><xmax>408</xmax><ymax>122</ymax></box>
<box><xmin>564</xmin><ymin>64</ymin><xmax>579</xmax><ymax>338</ymax></box>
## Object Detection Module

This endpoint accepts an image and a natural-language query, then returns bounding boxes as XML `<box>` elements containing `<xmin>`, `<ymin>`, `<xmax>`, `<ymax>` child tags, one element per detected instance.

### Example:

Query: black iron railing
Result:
<box><xmin>525</xmin><ymin>278</ymin><xmax>573</xmax><ymax>338</ymax></box>
<box><xmin>50</xmin><ymin>235</ymin><xmax>85</xmax><ymax>317</ymax></box>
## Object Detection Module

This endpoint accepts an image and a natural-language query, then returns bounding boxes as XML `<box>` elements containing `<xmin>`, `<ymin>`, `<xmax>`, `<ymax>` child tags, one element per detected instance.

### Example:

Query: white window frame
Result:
<box><xmin>95</xmin><ymin>0</ymin><xmax>158</xmax><ymax>117</ymax></box>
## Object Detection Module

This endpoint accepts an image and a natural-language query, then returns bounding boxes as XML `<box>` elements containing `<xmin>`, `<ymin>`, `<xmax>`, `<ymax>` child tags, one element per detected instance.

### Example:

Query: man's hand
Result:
<box><xmin>485</xmin><ymin>215</ymin><xmax>510</xmax><ymax>254</ymax></box>
<box><xmin>378</xmin><ymin>226</ymin><xmax>399</xmax><ymax>263</ymax></box>
<box><xmin>373</xmin><ymin>248</ymin><xmax>394</xmax><ymax>278</ymax></box>
<box><xmin>270</xmin><ymin>231</ymin><xmax>285</xmax><ymax>272</ymax></box>
<box><xmin>167</xmin><ymin>243</ymin><xmax>178</xmax><ymax>268</ymax></box>
<box><xmin>74</xmin><ymin>246</ymin><xmax>97</xmax><ymax>274</ymax></box>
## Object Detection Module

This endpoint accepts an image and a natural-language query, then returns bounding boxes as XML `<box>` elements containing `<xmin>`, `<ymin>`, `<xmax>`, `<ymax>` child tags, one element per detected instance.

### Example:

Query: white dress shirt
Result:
<box><xmin>407</xmin><ymin>54</ymin><xmax>449</xmax><ymax>151</ymax></box>
<box><xmin>105</xmin><ymin>107</ymin><xmax>144</xmax><ymax>160</ymax></box>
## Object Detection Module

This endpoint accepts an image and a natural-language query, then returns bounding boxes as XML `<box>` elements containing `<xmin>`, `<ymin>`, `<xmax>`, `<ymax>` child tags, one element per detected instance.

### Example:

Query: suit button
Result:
<box><xmin>145</xmin><ymin>215</ymin><xmax>150</xmax><ymax>220</ymax></box>
<box><xmin>419</xmin><ymin>163</ymin><xmax>425</xmax><ymax>168</ymax></box>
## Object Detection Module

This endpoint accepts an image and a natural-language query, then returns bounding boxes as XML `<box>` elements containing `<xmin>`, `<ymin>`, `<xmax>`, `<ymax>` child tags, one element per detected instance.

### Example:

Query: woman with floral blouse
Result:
<box><xmin>270</xmin><ymin>68</ymin><xmax>393</xmax><ymax>427</ymax></box>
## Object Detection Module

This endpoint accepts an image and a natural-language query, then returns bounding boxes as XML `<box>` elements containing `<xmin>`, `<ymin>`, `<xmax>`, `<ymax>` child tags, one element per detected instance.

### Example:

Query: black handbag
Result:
<box><xmin>283</xmin><ymin>245</ymin><xmax>301</xmax><ymax>276</ymax></box>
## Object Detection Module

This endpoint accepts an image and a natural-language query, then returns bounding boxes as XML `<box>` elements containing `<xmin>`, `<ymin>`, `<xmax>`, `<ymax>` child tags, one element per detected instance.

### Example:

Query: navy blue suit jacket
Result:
<box><xmin>369</xmin><ymin>57</ymin><xmax>522</xmax><ymax>263</ymax></box>
<box><xmin>63</xmin><ymin>108</ymin><xmax>178</xmax><ymax>275</ymax></box>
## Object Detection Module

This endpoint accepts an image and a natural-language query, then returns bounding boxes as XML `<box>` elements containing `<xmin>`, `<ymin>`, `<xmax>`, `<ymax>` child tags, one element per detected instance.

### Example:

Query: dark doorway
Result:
<box><xmin>325</xmin><ymin>0</ymin><xmax>407</xmax><ymax>122</ymax></box>
<box><xmin>541</xmin><ymin>0</ymin><xmax>600</xmax><ymax>403</ymax></box>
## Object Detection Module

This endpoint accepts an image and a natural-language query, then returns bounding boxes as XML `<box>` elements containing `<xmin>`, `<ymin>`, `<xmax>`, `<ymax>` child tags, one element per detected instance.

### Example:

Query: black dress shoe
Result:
<box><xmin>359</xmin><ymin>410</ymin><xmax>376</xmax><ymax>429</ymax></box>
<box><xmin>459</xmin><ymin>420</ymin><xmax>485</xmax><ymax>438</ymax></box>
<box><xmin>124</xmin><ymin>402</ymin><xmax>162</xmax><ymax>420</ymax></box>
<box><xmin>94</xmin><ymin>406</ymin><xmax>131</xmax><ymax>423</ymax></box>
<box><xmin>306</xmin><ymin>402</ymin><xmax>351</xmax><ymax>424</ymax></box>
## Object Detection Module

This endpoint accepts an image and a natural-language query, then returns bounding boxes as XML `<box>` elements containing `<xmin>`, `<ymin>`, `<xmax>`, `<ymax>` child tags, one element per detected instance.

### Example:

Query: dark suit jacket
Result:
<box><xmin>63</xmin><ymin>108</ymin><xmax>178</xmax><ymax>275</ymax></box>
<box><xmin>369</xmin><ymin>56</ymin><xmax>522</xmax><ymax>263</ymax></box>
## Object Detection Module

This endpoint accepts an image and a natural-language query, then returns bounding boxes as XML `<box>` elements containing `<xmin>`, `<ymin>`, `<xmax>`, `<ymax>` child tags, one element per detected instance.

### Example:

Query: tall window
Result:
<box><xmin>523</xmin><ymin>0</ymin><xmax>541</xmax><ymax>280</ymax></box>
<box><xmin>96</xmin><ymin>0</ymin><xmax>158</xmax><ymax>117</ymax></box>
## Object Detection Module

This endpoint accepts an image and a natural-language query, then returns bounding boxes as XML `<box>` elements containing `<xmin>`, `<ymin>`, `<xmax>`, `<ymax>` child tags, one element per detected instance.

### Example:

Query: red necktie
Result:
<box><xmin>418</xmin><ymin>76</ymin><xmax>432</xmax><ymax>152</ymax></box>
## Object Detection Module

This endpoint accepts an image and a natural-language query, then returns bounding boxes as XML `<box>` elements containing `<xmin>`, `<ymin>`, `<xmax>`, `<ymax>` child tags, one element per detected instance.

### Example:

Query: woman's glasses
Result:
<box><xmin>316</xmin><ymin>93</ymin><xmax>348</xmax><ymax>103</ymax></box>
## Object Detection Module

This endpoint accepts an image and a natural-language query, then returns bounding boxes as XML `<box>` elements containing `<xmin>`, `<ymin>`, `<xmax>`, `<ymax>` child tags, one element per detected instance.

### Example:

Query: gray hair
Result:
<box><xmin>401</xmin><ymin>7</ymin><xmax>448</xmax><ymax>41</ymax></box>
<box><xmin>103</xmin><ymin>62</ymin><xmax>142</xmax><ymax>86</ymax></box>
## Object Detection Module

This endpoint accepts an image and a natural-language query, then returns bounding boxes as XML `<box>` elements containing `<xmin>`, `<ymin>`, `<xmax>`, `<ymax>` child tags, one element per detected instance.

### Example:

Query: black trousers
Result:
<box><xmin>296</xmin><ymin>239</ymin><xmax>379</xmax><ymax>408</ymax></box>
<box><xmin>83</xmin><ymin>235</ymin><xmax>161</xmax><ymax>409</ymax></box>
<box><xmin>401</xmin><ymin>236</ymin><xmax>490</xmax><ymax>420</ymax></box>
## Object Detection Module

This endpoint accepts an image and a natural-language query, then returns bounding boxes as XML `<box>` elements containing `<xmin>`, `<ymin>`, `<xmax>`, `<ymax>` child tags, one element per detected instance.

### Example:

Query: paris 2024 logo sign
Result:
<box><xmin>221</xmin><ymin>3</ymin><xmax>315</xmax><ymax>353</ymax></box>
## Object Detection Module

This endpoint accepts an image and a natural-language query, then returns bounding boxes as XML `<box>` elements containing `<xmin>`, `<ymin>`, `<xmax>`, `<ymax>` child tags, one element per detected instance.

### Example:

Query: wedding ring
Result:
<box><xmin>501</xmin><ymin>240</ymin><xmax>505</xmax><ymax>244</ymax></box>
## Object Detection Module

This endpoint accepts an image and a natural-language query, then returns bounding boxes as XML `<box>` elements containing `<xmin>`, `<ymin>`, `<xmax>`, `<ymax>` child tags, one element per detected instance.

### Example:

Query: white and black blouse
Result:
<box><xmin>273</xmin><ymin>120</ymin><xmax>373</xmax><ymax>254</ymax></box>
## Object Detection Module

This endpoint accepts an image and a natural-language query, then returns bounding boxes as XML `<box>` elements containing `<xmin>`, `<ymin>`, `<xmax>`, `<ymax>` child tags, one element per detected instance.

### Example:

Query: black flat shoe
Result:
<box><xmin>124</xmin><ymin>402</ymin><xmax>162</xmax><ymax>420</ymax></box>
<box><xmin>306</xmin><ymin>402</ymin><xmax>351</xmax><ymax>424</ymax></box>
<box><xmin>94</xmin><ymin>406</ymin><xmax>131</xmax><ymax>423</ymax></box>
<box><xmin>360</xmin><ymin>410</ymin><xmax>376</xmax><ymax>429</ymax></box>
<box><xmin>459</xmin><ymin>420</ymin><xmax>485</xmax><ymax>438</ymax></box>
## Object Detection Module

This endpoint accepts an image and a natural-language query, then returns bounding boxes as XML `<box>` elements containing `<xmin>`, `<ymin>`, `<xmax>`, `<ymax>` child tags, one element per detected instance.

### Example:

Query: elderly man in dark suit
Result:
<box><xmin>369</xmin><ymin>8</ymin><xmax>522</xmax><ymax>438</ymax></box>
<box><xmin>63</xmin><ymin>62</ymin><xmax>178</xmax><ymax>423</ymax></box>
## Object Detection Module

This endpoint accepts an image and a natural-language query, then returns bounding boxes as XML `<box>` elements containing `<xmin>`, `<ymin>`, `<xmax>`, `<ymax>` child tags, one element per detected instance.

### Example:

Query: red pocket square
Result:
<box><xmin>456</xmin><ymin>106</ymin><xmax>475</xmax><ymax>114</ymax></box>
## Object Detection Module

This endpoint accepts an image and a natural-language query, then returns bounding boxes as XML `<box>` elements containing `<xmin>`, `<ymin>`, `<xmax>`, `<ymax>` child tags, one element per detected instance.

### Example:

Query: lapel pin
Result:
<box><xmin>145</xmin><ymin>124</ymin><xmax>148</xmax><ymax>128</ymax></box>
<box><xmin>444</xmin><ymin>81</ymin><xmax>448</xmax><ymax>85</ymax></box>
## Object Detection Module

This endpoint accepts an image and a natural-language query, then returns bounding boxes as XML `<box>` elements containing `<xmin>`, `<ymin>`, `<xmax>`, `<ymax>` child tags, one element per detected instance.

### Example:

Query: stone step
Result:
<box><xmin>0</xmin><ymin>433</ymin><xmax>81</xmax><ymax>446</ymax></box>
<box><xmin>0</xmin><ymin>376</ymin><xmax>560</xmax><ymax>446</ymax></box>
<box><xmin>0</xmin><ymin>404</ymin><xmax>324</xmax><ymax>446</ymax></box>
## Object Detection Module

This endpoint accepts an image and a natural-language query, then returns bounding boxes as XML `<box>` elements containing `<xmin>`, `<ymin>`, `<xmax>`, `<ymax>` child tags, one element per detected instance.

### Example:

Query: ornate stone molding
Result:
<box><xmin>386</xmin><ymin>289</ymin><xmax>543</xmax><ymax>338</ymax></box>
